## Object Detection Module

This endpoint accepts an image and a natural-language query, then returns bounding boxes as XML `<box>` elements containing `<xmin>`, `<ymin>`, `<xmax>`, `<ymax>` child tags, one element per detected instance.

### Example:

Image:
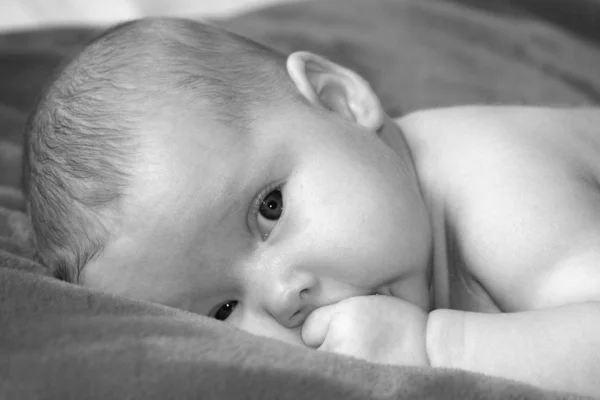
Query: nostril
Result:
<box><xmin>299</xmin><ymin>288</ymin><xmax>309</xmax><ymax>300</ymax></box>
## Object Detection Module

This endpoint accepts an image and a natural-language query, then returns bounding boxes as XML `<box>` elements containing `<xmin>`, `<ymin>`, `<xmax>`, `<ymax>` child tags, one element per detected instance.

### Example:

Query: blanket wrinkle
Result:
<box><xmin>0</xmin><ymin>267</ymin><xmax>580</xmax><ymax>400</ymax></box>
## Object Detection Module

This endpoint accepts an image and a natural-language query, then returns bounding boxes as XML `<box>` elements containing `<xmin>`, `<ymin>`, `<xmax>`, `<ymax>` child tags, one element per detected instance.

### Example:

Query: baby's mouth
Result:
<box><xmin>372</xmin><ymin>286</ymin><xmax>393</xmax><ymax>296</ymax></box>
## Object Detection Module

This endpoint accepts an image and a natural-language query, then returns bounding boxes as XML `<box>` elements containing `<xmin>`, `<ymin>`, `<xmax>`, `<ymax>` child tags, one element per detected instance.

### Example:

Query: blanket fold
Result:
<box><xmin>0</xmin><ymin>267</ymin><xmax>580</xmax><ymax>400</ymax></box>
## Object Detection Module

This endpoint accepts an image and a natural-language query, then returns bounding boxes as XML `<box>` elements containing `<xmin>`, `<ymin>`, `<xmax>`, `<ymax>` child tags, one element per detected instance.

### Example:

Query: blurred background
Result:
<box><xmin>0</xmin><ymin>0</ymin><xmax>303</xmax><ymax>31</ymax></box>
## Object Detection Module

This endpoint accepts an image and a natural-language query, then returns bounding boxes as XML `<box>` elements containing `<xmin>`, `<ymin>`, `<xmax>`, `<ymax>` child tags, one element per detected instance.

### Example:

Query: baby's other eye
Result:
<box><xmin>213</xmin><ymin>301</ymin><xmax>238</xmax><ymax>321</ymax></box>
<box><xmin>257</xmin><ymin>189</ymin><xmax>283</xmax><ymax>238</ymax></box>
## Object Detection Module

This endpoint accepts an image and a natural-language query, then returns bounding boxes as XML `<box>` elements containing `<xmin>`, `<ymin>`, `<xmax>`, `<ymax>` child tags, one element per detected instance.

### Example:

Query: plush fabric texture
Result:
<box><xmin>1</xmin><ymin>0</ymin><xmax>599</xmax><ymax>398</ymax></box>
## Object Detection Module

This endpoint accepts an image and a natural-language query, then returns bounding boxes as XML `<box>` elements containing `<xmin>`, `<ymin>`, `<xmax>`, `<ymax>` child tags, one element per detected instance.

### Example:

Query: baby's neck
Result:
<box><xmin>384</xmin><ymin>116</ymin><xmax>451</xmax><ymax>310</ymax></box>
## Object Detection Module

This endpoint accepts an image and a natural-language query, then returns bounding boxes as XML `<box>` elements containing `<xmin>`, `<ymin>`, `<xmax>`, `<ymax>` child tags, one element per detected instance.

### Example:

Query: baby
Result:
<box><xmin>23</xmin><ymin>18</ymin><xmax>600</xmax><ymax>396</ymax></box>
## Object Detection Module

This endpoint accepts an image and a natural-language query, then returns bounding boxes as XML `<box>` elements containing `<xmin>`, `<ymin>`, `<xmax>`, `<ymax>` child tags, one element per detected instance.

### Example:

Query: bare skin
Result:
<box><xmin>398</xmin><ymin>106</ymin><xmax>600</xmax><ymax>396</ymax></box>
<box><xmin>80</xmin><ymin>50</ymin><xmax>600</xmax><ymax>396</ymax></box>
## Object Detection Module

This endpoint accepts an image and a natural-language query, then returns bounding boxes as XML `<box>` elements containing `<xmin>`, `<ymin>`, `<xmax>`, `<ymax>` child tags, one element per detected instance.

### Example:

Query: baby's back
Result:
<box><xmin>398</xmin><ymin>107</ymin><xmax>600</xmax><ymax>313</ymax></box>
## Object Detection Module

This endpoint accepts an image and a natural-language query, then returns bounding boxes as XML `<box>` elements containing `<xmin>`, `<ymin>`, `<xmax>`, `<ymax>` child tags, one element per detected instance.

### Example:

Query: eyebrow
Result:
<box><xmin>207</xmin><ymin>141</ymin><xmax>263</xmax><ymax>230</ymax></box>
<box><xmin>215</xmin><ymin>198</ymin><xmax>238</xmax><ymax>226</ymax></box>
<box><xmin>213</xmin><ymin>182</ymin><xmax>250</xmax><ymax>227</ymax></box>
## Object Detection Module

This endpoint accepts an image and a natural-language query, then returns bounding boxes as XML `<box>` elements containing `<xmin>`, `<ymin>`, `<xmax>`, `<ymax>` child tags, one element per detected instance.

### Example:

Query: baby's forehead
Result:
<box><xmin>133</xmin><ymin>114</ymin><xmax>256</xmax><ymax>185</ymax></box>
<box><xmin>134</xmin><ymin>100</ymin><xmax>317</xmax><ymax>195</ymax></box>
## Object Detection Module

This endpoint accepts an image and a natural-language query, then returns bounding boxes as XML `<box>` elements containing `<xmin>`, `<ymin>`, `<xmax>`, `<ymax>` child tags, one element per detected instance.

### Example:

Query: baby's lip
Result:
<box><xmin>373</xmin><ymin>286</ymin><xmax>392</xmax><ymax>296</ymax></box>
<box><xmin>288</xmin><ymin>305</ymin><xmax>317</xmax><ymax>329</ymax></box>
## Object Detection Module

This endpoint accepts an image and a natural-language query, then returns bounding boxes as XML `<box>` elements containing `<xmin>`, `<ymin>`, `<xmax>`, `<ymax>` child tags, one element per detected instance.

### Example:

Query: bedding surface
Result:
<box><xmin>0</xmin><ymin>0</ymin><xmax>304</xmax><ymax>31</ymax></box>
<box><xmin>1</xmin><ymin>0</ymin><xmax>599</xmax><ymax>398</ymax></box>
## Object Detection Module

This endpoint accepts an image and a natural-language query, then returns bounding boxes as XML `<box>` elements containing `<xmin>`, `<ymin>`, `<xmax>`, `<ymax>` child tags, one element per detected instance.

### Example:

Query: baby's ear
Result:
<box><xmin>286</xmin><ymin>51</ymin><xmax>384</xmax><ymax>131</ymax></box>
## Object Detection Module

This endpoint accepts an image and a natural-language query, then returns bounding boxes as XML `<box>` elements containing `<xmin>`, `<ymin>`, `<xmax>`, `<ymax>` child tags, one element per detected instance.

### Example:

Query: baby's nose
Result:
<box><xmin>262</xmin><ymin>272</ymin><xmax>318</xmax><ymax>329</ymax></box>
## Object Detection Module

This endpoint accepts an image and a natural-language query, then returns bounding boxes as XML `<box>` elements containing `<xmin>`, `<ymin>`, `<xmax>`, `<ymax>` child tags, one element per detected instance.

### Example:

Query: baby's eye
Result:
<box><xmin>213</xmin><ymin>301</ymin><xmax>238</xmax><ymax>321</ymax></box>
<box><xmin>257</xmin><ymin>189</ymin><xmax>283</xmax><ymax>238</ymax></box>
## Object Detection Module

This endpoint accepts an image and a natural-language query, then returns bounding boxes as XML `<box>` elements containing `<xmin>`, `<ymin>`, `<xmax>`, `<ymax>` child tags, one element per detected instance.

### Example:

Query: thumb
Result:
<box><xmin>301</xmin><ymin>305</ymin><xmax>336</xmax><ymax>348</ymax></box>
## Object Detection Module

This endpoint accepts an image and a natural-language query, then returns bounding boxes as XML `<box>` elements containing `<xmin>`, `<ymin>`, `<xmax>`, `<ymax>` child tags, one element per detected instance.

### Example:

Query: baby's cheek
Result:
<box><xmin>389</xmin><ymin>274</ymin><xmax>432</xmax><ymax>312</ymax></box>
<box><xmin>235</xmin><ymin>311</ymin><xmax>305</xmax><ymax>347</ymax></box>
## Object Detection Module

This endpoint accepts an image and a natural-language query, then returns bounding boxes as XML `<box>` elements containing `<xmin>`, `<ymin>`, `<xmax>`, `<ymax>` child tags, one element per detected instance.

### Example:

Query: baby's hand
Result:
<box><xmin>301</xmin><ymin>295</ymin><xmax>429</xmax><ymax>366</ymax></box>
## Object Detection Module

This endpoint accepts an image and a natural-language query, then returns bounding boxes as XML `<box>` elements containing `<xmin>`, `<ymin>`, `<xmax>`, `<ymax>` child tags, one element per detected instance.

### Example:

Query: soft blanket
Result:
<box><xmin>1</xmin><ymin>0</ymin><xmax>599</xmax><ymax>398</ymax></box>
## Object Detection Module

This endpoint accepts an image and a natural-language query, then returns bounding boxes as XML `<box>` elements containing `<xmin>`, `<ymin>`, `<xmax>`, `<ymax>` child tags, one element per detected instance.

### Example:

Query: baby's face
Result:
<box><xmin>82</xmin><ymin>103</ymin><xmax>433</xmax><ymax>346</ymax></box>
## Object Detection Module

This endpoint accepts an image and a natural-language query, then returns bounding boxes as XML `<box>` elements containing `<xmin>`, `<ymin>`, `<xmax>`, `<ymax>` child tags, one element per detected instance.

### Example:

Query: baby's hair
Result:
<box><xmin>23</xmin><ymin>18</ymin><xmax>295</xmax><ymax>283</ymax></box>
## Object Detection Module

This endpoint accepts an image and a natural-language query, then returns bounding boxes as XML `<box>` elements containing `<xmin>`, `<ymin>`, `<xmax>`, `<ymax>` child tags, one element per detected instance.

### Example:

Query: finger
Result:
<box><xmin>301</xmin><ymin>304</ymin><xmax>337</xmax><ymax>348</ymax></box>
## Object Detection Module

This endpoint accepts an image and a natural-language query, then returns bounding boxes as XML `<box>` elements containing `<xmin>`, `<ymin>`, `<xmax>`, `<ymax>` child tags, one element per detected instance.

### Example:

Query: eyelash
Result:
<box><xmin>210</xmin><ymin>300</ymin><xmax>239</xmax><ymax>321</ymax></box>
<box><xmin>249</xmin><ymin>182</ymin><xmax>284</xmax><ymax>238</ymax></box>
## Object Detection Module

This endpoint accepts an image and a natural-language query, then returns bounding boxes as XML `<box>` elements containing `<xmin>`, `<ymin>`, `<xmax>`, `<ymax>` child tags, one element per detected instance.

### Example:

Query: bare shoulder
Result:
<box><xmin>397</xmin><ymin>106</ymin><xmax>600</xmax><ymax>312</ymax></box>
<box><xmin>398</xmin><ymin>106</ymin><xmax>600</xmax><ymax>188</ymax></box>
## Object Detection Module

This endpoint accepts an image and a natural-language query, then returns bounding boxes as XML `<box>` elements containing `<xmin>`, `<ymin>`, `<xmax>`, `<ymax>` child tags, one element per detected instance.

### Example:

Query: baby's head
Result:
<box><xmin>25</xmin><ymin>18</ymin><xmax>433</xmax><ymax>345</ymax></box>
<box><xmin>25</xmin><ymin>18</ymin><xmax>294</xmax><ymax>280</ymax></box>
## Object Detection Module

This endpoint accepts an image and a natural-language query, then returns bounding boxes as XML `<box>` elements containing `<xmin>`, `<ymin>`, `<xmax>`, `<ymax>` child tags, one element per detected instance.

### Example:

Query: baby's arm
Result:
<box><xmin>304</xmin><ymin>294</ymin><xmax>600</xmax><ymax>397</ymax></box>
<box><xmin>427</xmin><ymin>301</ymin><xmax>600</xmax><ymax>397</ymax></box>
<box><xmin>423</xmin><ymin>106</ymin><xmax>600</xmax><ymax>397</ymax></box>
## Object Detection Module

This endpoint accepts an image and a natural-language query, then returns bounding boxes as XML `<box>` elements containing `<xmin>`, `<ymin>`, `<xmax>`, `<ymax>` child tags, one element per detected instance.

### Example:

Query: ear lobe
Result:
<box><xmin>286</xmin><ymin>51</ymin><xmax>384</xmax><ymax>131</ymax></box>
